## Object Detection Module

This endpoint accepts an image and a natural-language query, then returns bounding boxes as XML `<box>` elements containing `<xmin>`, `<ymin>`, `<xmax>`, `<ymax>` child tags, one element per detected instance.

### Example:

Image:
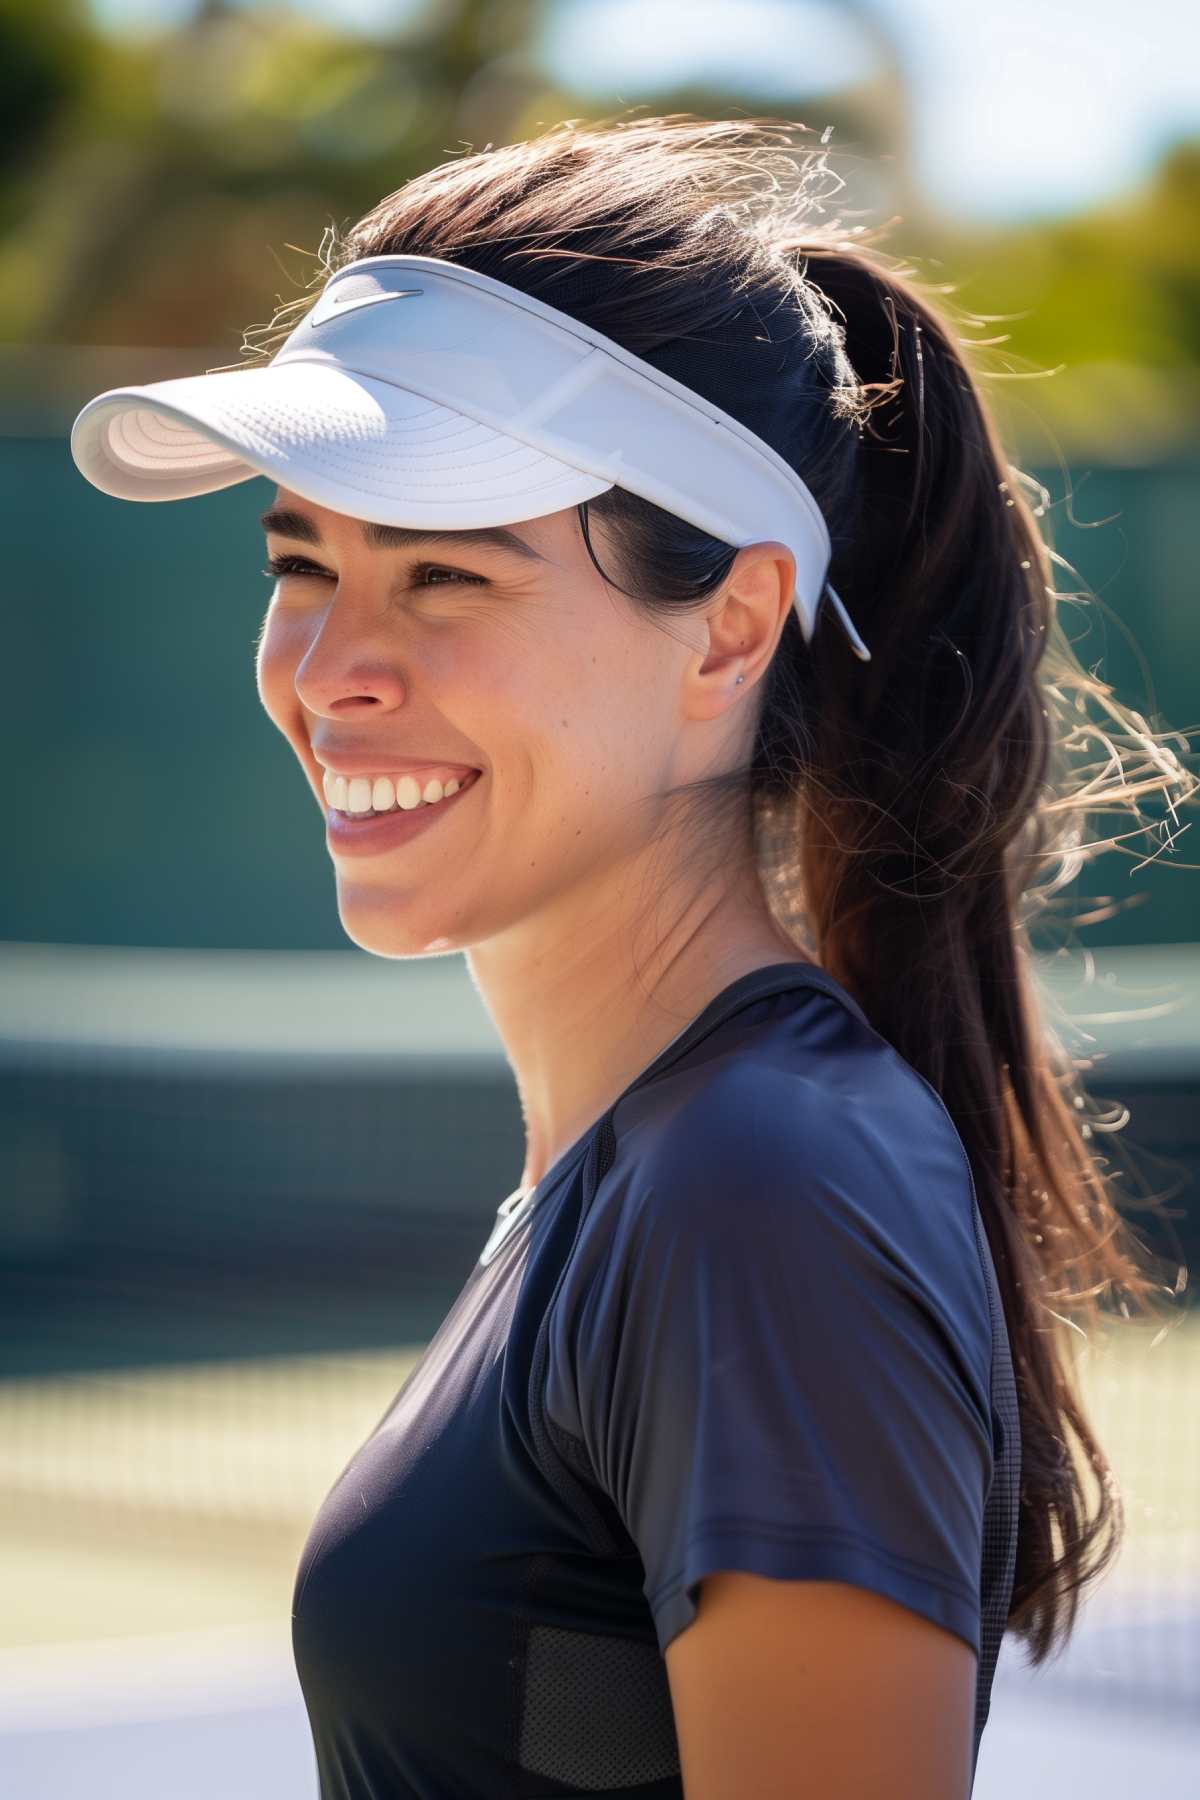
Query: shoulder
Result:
<box><xmin>557</xmin><ymin>993</ymin><xmax>995</xmax><ymax>1412</ymax></box>
<box><xmin>542</xmin><ymin>990</ymin><xmax>1000</xmax><ymax>1622</ymax></box>
<box><xmin>603</xmin><ymin>989</ymin><xmax>980</xmax><ymax>1268</ymax></box>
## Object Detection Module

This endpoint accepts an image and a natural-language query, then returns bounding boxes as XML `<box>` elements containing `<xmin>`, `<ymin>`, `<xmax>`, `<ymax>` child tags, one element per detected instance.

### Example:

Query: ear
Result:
<box><xmin>683</xmin><ymin>540</ymin><xmax>796</xmax><ymax>722</ymax></box>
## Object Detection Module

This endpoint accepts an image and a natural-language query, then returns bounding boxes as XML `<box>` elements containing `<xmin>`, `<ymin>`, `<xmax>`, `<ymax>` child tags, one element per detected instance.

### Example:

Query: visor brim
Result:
<box><xmin>70</xmin><ymin>358</ymin><xmax>615</xmax><ymax>527</ymax></box>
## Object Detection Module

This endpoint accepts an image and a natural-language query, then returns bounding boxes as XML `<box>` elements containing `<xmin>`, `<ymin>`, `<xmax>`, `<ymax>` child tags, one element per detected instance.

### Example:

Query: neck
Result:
<box><xmin>466</xmin><ymin>846</ymin><xmax>814</xmax><ymax>1194</ymax></box>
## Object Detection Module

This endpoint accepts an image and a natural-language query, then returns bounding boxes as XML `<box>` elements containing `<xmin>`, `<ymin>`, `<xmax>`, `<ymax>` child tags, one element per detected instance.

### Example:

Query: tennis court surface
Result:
<box><xmin>1</xmin><ymin>1312</ymin><xmax>1196</xmax><ymax>1797</ymax></box>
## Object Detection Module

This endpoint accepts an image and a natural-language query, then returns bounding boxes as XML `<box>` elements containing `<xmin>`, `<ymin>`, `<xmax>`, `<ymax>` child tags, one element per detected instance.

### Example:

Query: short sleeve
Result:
<box><xmin>543</xmin><ymin>1063</ymin><xmax>996</xmax><ymax>1659</ymax></box>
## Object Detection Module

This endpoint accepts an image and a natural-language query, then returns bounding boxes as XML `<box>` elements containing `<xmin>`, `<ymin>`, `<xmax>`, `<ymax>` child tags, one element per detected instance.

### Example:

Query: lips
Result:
<box><xmin>324</xmin><ymin>768</ymin><xmax>482</xmax><ymax>858</ymax></box>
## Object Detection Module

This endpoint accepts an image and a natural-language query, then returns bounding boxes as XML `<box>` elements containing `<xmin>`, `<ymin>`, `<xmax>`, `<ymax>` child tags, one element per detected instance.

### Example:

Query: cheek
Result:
<box><xmin>518</xmin><ymin>690</ymin><xmax>646</xmax><ymax>835</ymax></box>
<box><xmin>255</xmin><ymin>606</ymin><xmax>305</xmax><ymax>732</ymax></box>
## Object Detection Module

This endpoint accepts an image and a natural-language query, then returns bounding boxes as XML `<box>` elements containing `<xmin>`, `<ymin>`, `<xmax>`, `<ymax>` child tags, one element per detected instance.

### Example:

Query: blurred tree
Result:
<box><xmin>0</xmin><ymin>0</ymin><xmax>903</xmax><ymax>350</ymax></box>
<box><xmin>0</xmin><ymin>0</ymin><xmax>94</xmax><ymax>232</ymax></box>
<box><xmin>0</xmin><ymin>0</ymin><xmax>547</xmax><ymax>348</ymax></box>
<box><xmin>0</xmin><ymin>0</ymin><xmax>1196</xmax><ymax>460</ymax></box>
<box><xmin>925</xmin><ymin>140</ymin><xmax>1200</xmax><ymax>459</ymax></box>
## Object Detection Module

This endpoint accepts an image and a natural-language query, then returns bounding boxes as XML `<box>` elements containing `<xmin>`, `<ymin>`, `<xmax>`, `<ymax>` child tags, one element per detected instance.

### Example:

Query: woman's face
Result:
<box><xmin>256</xmin><ymin>488</ymin><xmax>719</xmax><ymax>959</ymax></box>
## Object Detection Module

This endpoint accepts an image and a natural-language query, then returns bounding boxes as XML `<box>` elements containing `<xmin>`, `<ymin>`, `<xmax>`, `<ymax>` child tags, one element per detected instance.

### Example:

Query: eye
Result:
<box><xmin>410</xmin><ymin>563</ymin><xmax>486</xmax><ymax>588</ymax></box>
<box><xmin>261</xmin><ymin>554</ymin><xmax>485</xmax><ymax>587</ymax></box>
<box><xmin>262</xmin><ymin>553</ymin><xmax>332</xmax><ymax>581</ymax></box>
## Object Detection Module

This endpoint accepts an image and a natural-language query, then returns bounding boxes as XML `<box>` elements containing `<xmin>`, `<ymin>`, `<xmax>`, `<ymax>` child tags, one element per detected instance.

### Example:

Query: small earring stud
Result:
<box><xmin>735</xmin><ymin>674</ymin><xmax>744</xmax><ymax>685</ymax></box>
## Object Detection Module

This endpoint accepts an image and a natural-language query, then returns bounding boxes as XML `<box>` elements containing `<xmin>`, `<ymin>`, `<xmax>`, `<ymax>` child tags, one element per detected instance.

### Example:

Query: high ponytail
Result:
<box><xmin>753</xmin><ymin>232</ymin><xmax>1194</xmax><ymax>1662</ymax></box>
<box><xmin>248</xmin><ymin>114</ymin><xmax>1196</xmax><ymax>1666</ymax></box>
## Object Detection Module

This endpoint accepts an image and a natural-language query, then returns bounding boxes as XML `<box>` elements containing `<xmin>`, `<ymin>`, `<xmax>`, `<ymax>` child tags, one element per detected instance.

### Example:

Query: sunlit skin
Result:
<box><xmin>665</xmin><ymin>1572</ymin><xmax>977</xmax><ymax>1799</ymax></box>
<box><xmin>255</xmin><ymin>486</ymin><xmax>978</xmax><ymax>1796</ymax></box>
<box><xmin>256</xmin><ymin>485</ymin><xmax>812</xmax><ymax>1193</ymax></box>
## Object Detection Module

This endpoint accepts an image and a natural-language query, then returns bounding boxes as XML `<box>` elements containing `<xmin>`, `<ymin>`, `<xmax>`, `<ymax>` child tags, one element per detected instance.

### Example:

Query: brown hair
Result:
<box><xmin>249</xmin><ymin>115</ymin><xmax>1195</xmax><ymax>1666</ymax></box>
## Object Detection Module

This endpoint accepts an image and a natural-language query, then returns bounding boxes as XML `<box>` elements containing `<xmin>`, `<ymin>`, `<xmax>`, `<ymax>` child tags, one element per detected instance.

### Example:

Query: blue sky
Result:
<box><xmin>86</xmin><ymin>0</ymin><xmax>1200</xmax><ymax>222</ymax></box>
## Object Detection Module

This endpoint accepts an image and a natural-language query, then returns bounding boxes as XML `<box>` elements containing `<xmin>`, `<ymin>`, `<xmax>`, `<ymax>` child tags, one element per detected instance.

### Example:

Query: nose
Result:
<box><xmin>292</xmin><ymin>596</ymin><xmax>408</xmax><ymax>717</ymax></box>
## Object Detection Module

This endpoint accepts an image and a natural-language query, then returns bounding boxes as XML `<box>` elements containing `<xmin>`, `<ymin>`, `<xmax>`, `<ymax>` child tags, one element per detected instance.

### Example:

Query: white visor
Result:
<box><xmin>70</xmin><ymin>254</ymin><xmax>870</xmax><ymax>661</ymax></box>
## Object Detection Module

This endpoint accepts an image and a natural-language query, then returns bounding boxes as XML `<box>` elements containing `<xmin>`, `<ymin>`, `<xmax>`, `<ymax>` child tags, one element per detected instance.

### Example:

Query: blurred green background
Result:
<box><xmin>1</xmin><ymin>7</ymin><xmax>1198</xmax><ymax>1796</ymax></box>
<box><xmin>6</xmin><ymin>441</ymin><xmax>1197</xmax><ymax>948</ymax></box>
<box><xmin>2</xmin><ymin>0</ymin><xmax>1197</xmax><ymax>949</ymax></box>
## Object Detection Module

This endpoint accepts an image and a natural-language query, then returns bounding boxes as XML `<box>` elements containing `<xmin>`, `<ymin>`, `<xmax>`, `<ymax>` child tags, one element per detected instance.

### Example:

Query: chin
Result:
<box><xmin>335</xmin><ymin>889</ymin><xmax>466</xmax><ymax>960</ymax></box>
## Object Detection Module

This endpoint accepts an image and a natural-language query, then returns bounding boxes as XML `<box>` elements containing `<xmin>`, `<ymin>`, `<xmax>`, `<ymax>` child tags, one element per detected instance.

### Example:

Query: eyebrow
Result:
<box><xmin>259</xmin><ymin>506</ymin><xmax>549</xmax><ymax>563</ymax></box>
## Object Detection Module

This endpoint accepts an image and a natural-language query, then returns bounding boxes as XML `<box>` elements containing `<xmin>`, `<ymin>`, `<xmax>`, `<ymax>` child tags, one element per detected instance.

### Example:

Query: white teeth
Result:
<box><xmin>319</xmin><ymin>768</ymin><xmax>475</xmax><ymax>814</ymax></box>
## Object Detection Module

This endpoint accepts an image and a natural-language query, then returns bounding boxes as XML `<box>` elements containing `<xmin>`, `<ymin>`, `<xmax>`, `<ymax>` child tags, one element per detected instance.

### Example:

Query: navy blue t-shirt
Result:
<box><xmin>291</xmin><ymin>962</ymin><xmax>1020</xmax><ymax>1798</ymax></box>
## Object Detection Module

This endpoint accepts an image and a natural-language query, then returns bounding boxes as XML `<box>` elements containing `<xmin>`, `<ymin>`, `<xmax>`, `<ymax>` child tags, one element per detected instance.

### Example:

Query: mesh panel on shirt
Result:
<box><xmin>518</xmin><ymin>1623</ymin><xmax>681</xmax><ymax>1790</ymax></box>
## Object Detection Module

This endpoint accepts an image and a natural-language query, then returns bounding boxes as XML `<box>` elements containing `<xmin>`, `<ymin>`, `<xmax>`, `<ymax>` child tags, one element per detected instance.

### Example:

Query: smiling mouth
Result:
<box><xmin>322</xmin><ymin>768</ymin><xmax>482</xmax><ymax>819</ymax></box>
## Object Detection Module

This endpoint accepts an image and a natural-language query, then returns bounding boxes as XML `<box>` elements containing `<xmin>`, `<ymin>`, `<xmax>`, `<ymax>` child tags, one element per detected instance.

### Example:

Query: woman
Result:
<box><xmin>71</xmin><ymin>117</ymin><xmax>1189</xmax><ymax>1799</ymax></box>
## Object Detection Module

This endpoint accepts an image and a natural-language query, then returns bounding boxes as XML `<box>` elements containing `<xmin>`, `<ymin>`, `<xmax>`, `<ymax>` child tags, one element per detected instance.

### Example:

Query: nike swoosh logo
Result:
<box><xmin>309</xmin><ymin>287</ymin><xmax>423</xmax><ymax>329</ymax></box>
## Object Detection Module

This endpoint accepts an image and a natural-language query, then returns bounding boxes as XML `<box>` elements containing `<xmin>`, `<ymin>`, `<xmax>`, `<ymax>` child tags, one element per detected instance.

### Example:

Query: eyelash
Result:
<box><xmin>261</xmin><ymin>553</ymin><xmax>484</xmax><ymax>587</ymax></box>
